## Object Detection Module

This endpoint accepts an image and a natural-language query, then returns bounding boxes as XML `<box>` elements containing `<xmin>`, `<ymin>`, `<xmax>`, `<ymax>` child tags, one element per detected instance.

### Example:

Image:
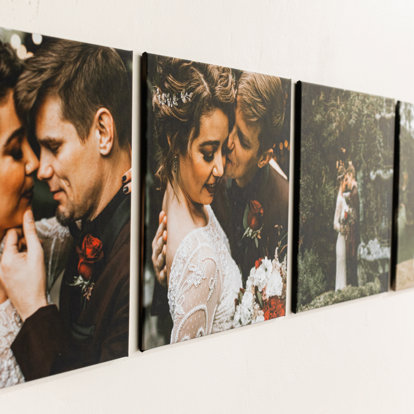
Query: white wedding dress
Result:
<box><xmin>334</xmin><ymin>192</ymin><xmax>347</xmax><ymax>291</ymax></box>
<box><xmin>168</xmin><ymin>205</ymin><xmax>242</xmax><ymax>343</ymax></box>
<box><xmin>0</xmin><ymin>217</ymin><xmax>71</xmax><ymax>388</ymax></box>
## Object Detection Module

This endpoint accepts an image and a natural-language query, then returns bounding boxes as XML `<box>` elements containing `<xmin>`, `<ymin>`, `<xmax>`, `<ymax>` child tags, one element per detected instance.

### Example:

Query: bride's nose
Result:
<box><xmin>212</xmin><ymin>153</ymin><xmax>224</xmax><ymax>178</ymax></box>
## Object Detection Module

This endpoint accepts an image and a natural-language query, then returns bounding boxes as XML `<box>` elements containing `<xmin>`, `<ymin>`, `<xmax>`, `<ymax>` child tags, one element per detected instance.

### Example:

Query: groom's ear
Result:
<box><xmin>257</xmin><ymin>148</ymin><xmax>273</xmax><ymax>169</ymax></box>
<box><xmin>93</xmin><ymin>108</ymin><xmax>115</xmax><ymax>156</ymax></box>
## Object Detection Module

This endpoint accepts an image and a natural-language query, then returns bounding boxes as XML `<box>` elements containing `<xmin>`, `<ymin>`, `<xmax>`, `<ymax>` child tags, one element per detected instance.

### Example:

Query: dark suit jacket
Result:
<box><xmin>345</xmin><ymin>184</ymin><xmax>360</xmax><ymax>258</ymax></box>
<box><xmin>213</xmin><ymin>164</ymin><xmax>289</xmax><ymax>283</ymax></box>
<box><xmin>12</xmin><ymin>190</ymin><xmax>130</xmax><ymax>380</ymax></box>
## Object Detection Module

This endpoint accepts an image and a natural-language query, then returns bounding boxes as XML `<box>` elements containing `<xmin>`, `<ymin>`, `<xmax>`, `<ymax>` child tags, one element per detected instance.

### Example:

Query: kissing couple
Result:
<box><xmin>0</xmin><ymin>39</ymin><xmax>132</xmax><ymax>387</ymax></box>
<box><xmin>146</xmin><ymin>55</ymin><xmax>289</xmax><ymax>345</ymax></box>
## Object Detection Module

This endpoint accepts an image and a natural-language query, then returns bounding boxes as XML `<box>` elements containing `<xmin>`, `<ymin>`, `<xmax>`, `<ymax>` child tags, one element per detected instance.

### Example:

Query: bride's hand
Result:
<box><xmin>0</xmin><ymin>209</ymin><xmax>47</xmax><ymax>321</ymax></box>
<box><xmin>152</xmin><ymin>211</ymin><xmax>167</xmax><ymax>287</ymax></box>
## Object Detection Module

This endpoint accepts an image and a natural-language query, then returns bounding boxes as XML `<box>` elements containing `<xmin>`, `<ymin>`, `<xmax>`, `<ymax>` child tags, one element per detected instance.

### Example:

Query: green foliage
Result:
<box><xmin>396</xmin><ymin>103</ymin><xmax>414</xmax><ymax>264</ymax></box>
<box><xmin>298</xmin><ymin>279</ymin><xmax>382</xmax><ymax>312</ymax></box>
<box><xmin>297</xmin><ymin>249</ymin><xmax>327</xmax><ymax>308</ymax></box>
<box><xmin>297</xmin><ymin>84</ymin><xmax>395</xmax><ymax>305</ymax></box>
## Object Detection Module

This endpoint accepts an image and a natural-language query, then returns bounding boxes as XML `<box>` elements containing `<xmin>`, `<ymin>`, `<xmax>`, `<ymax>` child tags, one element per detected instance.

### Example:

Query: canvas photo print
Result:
<box><xmin>0</xmin><ymin>27</ymin><xmax>132</xmax><ymax>387</ymax></box>
<box><xmin>395</xmin><ymin>102</ymin><xmax>414</xmax><ymax>290</ymax></box>
<box><xmin>141</xmin><ymin>53</ymin><xmax>291</xmax><ymax>350</ymax></box>
<box><xmin>293</xmin><ymin>82</ymin><xmax>395</xmax><ymax>312</ymax></box>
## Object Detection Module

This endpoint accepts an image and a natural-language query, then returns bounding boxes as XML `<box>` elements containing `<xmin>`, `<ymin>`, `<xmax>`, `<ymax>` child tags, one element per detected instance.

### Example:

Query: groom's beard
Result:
<box><xmin>55</xmin><ymin>199</ymin><xmax>89</xmax><ymax>227</ymax></box>
<box><xmin>55</xmin><ymin>208</ymin><xmax>77</xmax><ymax>227</ymax></box>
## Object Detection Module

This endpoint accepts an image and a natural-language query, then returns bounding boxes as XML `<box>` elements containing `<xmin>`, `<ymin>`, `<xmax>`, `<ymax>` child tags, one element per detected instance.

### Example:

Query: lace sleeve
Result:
<box><xmin>0</xmin><ymin>300</ymin><xmax>24</xmax><ymax>388</ymax></box>
<box><xmin>169</xmin><ymin>248</ymin><xmax>221</xmax><ymax>343</ymax></box>
<box><xmin>35</xmin><ymin>217</ymin><xmax>72</xmax><ymax>292</ymax></box>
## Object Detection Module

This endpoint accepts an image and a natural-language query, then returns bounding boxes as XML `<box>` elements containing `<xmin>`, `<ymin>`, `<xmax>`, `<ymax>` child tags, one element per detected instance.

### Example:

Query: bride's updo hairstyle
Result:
<box><xmin>152</xmin><ymin>56</ymin><xmax>236</xmax><ymax>187</ymax></box>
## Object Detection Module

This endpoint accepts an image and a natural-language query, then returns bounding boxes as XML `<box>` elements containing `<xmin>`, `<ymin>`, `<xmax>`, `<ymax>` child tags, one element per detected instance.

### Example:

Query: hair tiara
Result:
<box><xmin>154</xmin><ymin>87</ymin><xmax>193</xmax><ymax>107</ymax></box>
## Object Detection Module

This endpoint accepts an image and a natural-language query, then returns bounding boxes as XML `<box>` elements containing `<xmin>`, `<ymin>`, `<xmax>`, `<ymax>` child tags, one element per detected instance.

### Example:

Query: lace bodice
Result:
<box><xmin>0</xmin><ymin>217</ymin><xmax>71</xmax><ymax>388</ymax></box>
<box><xmin>168</xmin><ymin>205</ymin><xmax>242</xmax><ymax>343</ymax></box>
<box><xmin>0</xmin><ymin>300</ymin><xmax>23</xmax><ymax>387</ymax></box>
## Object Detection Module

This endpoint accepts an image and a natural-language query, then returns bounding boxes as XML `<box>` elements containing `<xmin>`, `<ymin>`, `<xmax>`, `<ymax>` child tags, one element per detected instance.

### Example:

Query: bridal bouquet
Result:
<box><xmin>233</xmin><ymin>250</ymin><xmax>287</xmax><ymax>328</ymax></box>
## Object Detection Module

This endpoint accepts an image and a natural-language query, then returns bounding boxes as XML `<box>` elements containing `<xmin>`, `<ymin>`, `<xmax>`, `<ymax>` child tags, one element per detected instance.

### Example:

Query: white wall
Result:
<box><xmin>1</xmin><ymin>0</ymin><xmax>414</xmax><ymax>412</ymax></box>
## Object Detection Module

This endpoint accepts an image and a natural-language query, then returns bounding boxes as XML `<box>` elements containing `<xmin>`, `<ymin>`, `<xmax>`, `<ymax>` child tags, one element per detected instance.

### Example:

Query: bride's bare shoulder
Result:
<box><xmin>166</xmin><ymin>203</ymin><xmax>198</xmax><ymax>263</ymax></box>
<box><xmin>163</xmin><ymin>185</ymin><xmax>210</xmax><ymax>274</ymax></box>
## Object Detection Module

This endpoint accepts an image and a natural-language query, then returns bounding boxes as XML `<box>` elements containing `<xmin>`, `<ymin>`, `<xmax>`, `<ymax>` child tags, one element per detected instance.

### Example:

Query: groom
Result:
<box><xmin>153</xmin><ymin>72</ymin><xmax>289</xmax><ymax>294</ymax></box>
<box><xmin>213</xmin><ymin>72</ymin><xmax>289</xmax><ymax>282</ymax></box>
<box><xmin>0</xmin><ymin>39</ymin><xmax>131</xmax><ymax>380</ymax></box>
<box><xmin>151</xmin><ymin>72</ymin><xmax>289</xmax><ymax>335</ymax></box>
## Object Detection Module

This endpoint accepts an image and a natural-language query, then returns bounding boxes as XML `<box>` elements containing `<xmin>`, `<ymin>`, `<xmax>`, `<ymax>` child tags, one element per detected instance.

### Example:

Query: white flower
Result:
<box><xmin>233</xmin><ymin>306</ymin><xmax>242</xmax><ymax>328</ymax></box>
<box><xmin>234</xmin><ymin>251</ymin><xmax>286</xmax><ymax>327</ymax></box>
<box><xmin>239</xmin><ymin>290</ymin><xmax>254</xmax><ymax>325</ymax></box>
<box><xmin>249</xmin><ymin>257</ymin><xmax>272</xmax><ymax>291</ymax></box>
<box><xmin>266</xmin><ymin>267</ymin><xmax>283</xmax><ymax>297</ymax></box>
<box><xmin>242</xmin><ymin>290</ymin><xmax>254</xmax><ymax>306</ymax></box>
<box><xmin>252</xmin><ymin>311</ymin><xmax>265</xmax><ymax>324</ymax></box>
<box><xmin>240</xmin><ymin>307</ymin><xmax>252</xmax><ymax>326</ymax></box>
<box><xmin>246</xmin><ymin>276</ymin><xmax>254</xmax><ymax>291</ymax></box>
<box><xmin>253</xmin><ymin>266</ymin><xmax>266</xmax><ymax>290</ymax></box>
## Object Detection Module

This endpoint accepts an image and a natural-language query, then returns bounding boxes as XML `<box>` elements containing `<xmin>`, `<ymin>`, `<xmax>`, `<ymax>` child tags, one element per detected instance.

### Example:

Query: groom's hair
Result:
<box><xmin>237</xmin><ymin>72</ymin><xmax>286</xmax><ymax>155</ymax></box>
<box><xmin>0</xmin><ymin>41</ymin><xmax>23</xmax><ymax>102</ymax></box>
<box><xmin>15</xmin><ymin>39</ymin><xmax>131</xmax><ymax>148</ymax></box>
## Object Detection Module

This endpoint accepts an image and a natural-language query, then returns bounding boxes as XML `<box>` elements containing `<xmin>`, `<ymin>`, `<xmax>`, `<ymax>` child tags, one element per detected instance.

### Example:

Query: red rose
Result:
<box><xmin>76</xmin><ymin>234</ymin><xmax>104</xmax><ymax>280</ymax></box>
<box><xmin>78</xmin><ymin>258</ymin><xmax>94</xmax><ymax>280</ymax></box>
<box><xmin>263</xmin><ymin>296</ymin><xmax>285</xmax><ymax>320</ymax></box>
<box><xmin>255</xmin><ymin>258</ymin><xmax>263</xmax><ymax>269</ymax></box>
<box><xmin>82</xmin><ymin>234</ymin><xmax>104</xmax><ymax>261</ymax></box>
<box><xmin>247</xmin><ymin>200</ymin><xmax>264</xmax><ymax>231</ymax></box>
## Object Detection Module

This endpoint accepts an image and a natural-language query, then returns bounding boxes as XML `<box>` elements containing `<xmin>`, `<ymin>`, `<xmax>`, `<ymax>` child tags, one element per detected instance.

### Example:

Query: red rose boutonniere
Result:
<box><xmin>77</xmin><ymin>234</ymin><xmax>104</xmax><ymax>279</ymax></box>
<box><xmin>69</xmin><ymin>234</ymin><xmax>104</xmax><ymax>301</ymax></box>
<box><xmin>242</xmin><ymin>200</ymin><xmax>264</xmax><ymax>248</ymax></box>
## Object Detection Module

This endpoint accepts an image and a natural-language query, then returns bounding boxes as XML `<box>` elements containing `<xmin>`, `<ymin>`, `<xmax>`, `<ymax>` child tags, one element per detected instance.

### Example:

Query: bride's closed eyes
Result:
<box><xmin>3</xmin><ymin>130</ymin><xmax>25</xmax><ymax>161</ymax></box>
<box><xmin>200</xmin><ymin>142</ymin><xmax>219</xmax><ymax>163</ymax></box>
<box><xmin>179</xmin><ymin>108</ymin><xmax>229</xmax><ymax>206</ymax></box>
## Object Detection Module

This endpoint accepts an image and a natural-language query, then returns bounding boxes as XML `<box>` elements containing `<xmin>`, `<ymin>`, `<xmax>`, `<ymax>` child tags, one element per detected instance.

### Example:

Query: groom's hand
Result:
<box><xmin>0</xmin><ymin>209</ymin><xmax>47</xmax><ymax>321</ymax></box>
<box><xmin>122</xmin><ymin>168</ymin><xmax>132</xmax><ymax>195</ymax></box>
<box><xmin>152</xmin><ymin>211</ymin><xmax>167</xmax><ymax>287</ymax></box>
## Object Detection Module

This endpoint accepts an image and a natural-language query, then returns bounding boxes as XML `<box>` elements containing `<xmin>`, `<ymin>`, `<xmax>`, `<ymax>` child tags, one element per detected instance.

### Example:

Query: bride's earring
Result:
<box><xmin>25</xmin><ymin>162</ymin><xmax>33</xmax><ymax>175</ymax></box>
<box><xmin>173</xmin><ymin>154</ymin><xmax>179</xmax><ymax>174</ymax></box>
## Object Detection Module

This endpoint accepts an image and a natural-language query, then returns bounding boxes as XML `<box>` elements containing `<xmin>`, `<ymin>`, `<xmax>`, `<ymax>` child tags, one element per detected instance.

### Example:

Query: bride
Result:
<box><xmin>333</xmin><ymin>166</ymin><xmax>348</xmax><ymax>291</ymax></box>
<box><xmin>0</xmin><ymin>43</ymin><xmax>76</xmax><ymax>388</ymax></box>
<box><xmin>151</xmin><ymin>57</ymin><xmax>242</xmax><ymax>343</ymax></box>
